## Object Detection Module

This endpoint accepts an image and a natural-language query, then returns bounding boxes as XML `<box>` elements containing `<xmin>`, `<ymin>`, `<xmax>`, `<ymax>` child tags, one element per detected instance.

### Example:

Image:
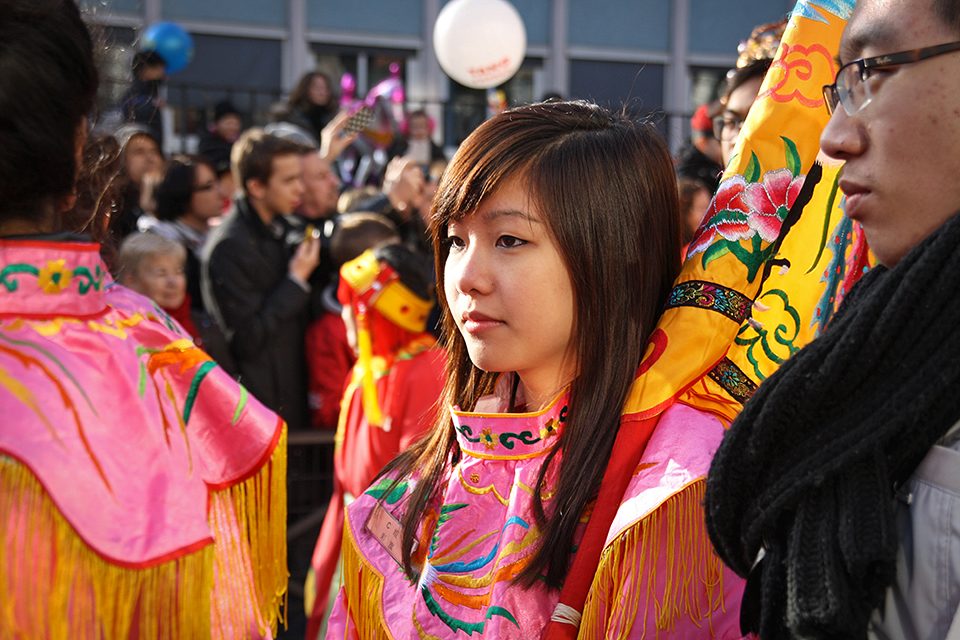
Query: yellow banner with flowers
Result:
<box><xmin>623</xmin><ymin>0</ymin><xmax>870</xmax><ymax>423</ymax></box>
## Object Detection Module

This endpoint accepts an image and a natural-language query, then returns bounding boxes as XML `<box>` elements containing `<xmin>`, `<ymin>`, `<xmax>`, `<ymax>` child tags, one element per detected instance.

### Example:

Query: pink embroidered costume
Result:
<box><xmin>325</xmin><ymin>377</ymin><xmax>746</xmax><ymax>639</ymax></box>
<box><xmin>0</xmin><ymin>238</ymin><xmax>288</xmax><ymax>639</ymax></box>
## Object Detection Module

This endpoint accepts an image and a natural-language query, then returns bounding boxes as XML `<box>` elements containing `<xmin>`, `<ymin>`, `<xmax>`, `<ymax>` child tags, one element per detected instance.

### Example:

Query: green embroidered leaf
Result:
<box><xmin>365</xmin><ymin>477</ymin><xmax>409</xmax><ymax>503</ymax></box>
<box><xmin>73</xmin><ymin>266</ymin><xmax>103</xmax><ymax>294</ymax></box>
<box><xmin>438</xmin><ymin>503</ymin><xmax>469</xmax><ymax>526</ymax></box>
<box><xmin>182</xmin><ymin>361</ymin><xmax>217</xmax><ymax>424</ymax></box>
<box><xmin>421</xmin><ymin>586</ymin><xmax>486</xmax><ymax>634</ymax></box>
<box><xmin>498</xmin><ymin>431</ymin><xmax>539</xmax><ymax>449</ymax></box>
<box><xmin>232</xmin><ymin>386</ymin><xmax>248</xmax><ymax>425</ymax></box>
<box><xmin>455</xmin><ymin>422</ymin><xmax>482</xmax><ymax>443</ymax></box>
<box><xmin>0</xmin><ymin>265</ymin><xmax>39</xmax><ymax>293</ymax></box>
<box><xmin>702</xmin><ymin>240</ymin><xmax>732</xmax><ymax>268</ymax></box>
<box><xmin>744</xmin><ymin>152</ymin><xmax>761</xmax><ymax>183</ymax></box>
<box><xmin>782</xmin><ymin>136</ymin><xmax>802</xmax><ymax>177</ymax></box>
<box><xmin>485</xmin><ymin>606</ymin><xmax>520</xmax><ymax>628</ymax></box>
<box><xmin>727</xmin><ymin>239</ymin><xmax>766</xmax><ymax>283</ymax></box>
<box><xmin>806</xmin><ymin>171</ymin><xmax>841</xmax><ymax>274</ymax></box>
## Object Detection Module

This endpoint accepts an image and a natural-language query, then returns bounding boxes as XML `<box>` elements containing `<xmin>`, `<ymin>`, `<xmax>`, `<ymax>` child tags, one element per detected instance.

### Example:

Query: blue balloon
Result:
<box><xmin>141</xmin><ymin>22</ymin><xmax>194</xmax><ymax>74</ymax></box>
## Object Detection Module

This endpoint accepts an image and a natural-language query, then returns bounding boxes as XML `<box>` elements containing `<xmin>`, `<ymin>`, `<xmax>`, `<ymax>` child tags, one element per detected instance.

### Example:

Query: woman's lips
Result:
<box><xmin>460</xmin><ymin>311</ymin><xmax>503</xmax><ymax>334</ymax></box>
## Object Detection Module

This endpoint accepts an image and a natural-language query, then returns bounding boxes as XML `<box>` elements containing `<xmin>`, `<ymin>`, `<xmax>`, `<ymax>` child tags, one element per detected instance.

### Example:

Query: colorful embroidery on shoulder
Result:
<box><xmin>667</xmin><ymin>281</ymin><xmax>752</xmax><ymax>323</ymax></box>
<box><xmin>86</xmin><ymin>313</ymin><xmax>146</xmax><ymax>339</ymax></box>
<box><xmin>418</xmin><ymin>510</ymin><xmax>532</xmax><ymax>634</ymax></box>
<box><xmin>136</xmin><ymin>340</ymin><xmax>217</xmax><ymax>464</ymax></box>
<box><xmin>1</xmin><ymin>260</ymin><xmax>103</xmax><ymax>295</ymax></box>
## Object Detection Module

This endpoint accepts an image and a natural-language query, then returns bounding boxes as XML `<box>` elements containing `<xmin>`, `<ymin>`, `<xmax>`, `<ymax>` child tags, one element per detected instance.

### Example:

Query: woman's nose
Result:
<box><xmin>449</xmin><ymin>243</ymin><xmax>492</xmax><ymax>296</ymax></box>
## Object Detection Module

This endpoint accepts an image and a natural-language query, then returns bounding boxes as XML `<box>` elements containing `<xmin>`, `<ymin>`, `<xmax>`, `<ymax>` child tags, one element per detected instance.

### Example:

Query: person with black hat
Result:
<box><xmin>675</xmin><ymin>102</ymin><xmax>724</xmax><ymax>193</ymax></box>
<box><xmin>121</xmin><ymin>50</ymin><xmax>166</xmax><ymax>148</ymax></box>
<box><xmin>198</xmin><ymin>100</ymin><xmax>243</xmax><ymax>205</ymax></box>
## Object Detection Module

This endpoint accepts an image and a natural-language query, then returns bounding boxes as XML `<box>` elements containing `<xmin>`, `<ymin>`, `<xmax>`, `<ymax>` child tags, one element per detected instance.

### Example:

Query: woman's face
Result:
<box><xmin>407</xmin><ymin>114</ymin><xmax>430</xmax><ymax>140</ymax></box>
<box><xmin>129</xmin><ymin>253</ymin><xmax>186</xmax><ymax>310</ymax></box>
<box><xmin>188</xmin><ymin>163</ymin><xmax>224</xmax><ymax>223</ymax></box>
<box><xmin>308</xmin><ymin>75</ymin><xmax>331</xmax><ymax>107</ymax></box>
<box><xmin>444</xmin><ymin>177</ymin><xmax>577</xmax><ymax>410</ymax></box>
<box><xmin>125</xmin><ymin>134</ymin><xmax>162</xmax><ymax>186</ymax></box>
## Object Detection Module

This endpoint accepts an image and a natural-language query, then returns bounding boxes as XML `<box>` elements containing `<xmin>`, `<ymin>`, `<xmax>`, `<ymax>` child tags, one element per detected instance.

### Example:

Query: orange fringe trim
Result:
<box><xmin>209</xmin><ymin>424</ymin><xmax>289</xmax><ymax>638</ymax></box>
<box><xmin>0</xmin><ymin>455</ymin><xmax>212</xmax><ymax>640</ymax></box>
<box><xmin>578</xmin><ymin>480</ymin><xmax>726</xmax><ymax>640</ymax></box>
<box><xmin>0</xmin><ymin>425</ymin><xmax>288</xmax><ymax>640</ymax></box>
<box><xmin>340</xmin><ymin>508</ymin><xmax>394</xmax><ymax>640</ymax></box>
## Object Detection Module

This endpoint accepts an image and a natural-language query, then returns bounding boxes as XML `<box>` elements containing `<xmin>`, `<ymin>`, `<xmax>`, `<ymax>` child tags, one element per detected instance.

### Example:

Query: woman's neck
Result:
<box><xmin>179</xmin><ymin>213</ymin><xmax>209</xmax><ymax>235</ymax></box>
<box><xmin>0</xmin><ymin>201</ymin><xmax>59</xmax><ymax>236</ymax></box>
<box><xmin>515</xmin><ymin>374</ymin><xmax>573</xmax><ymax>413</ymax></box>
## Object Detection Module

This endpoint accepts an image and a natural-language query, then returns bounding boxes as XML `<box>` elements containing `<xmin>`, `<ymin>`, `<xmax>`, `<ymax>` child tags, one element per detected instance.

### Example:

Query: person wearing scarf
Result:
<box><xmin>305</xmin><ymin>244</ymin><xmax>446</xmax><ymax>638</ymax></box>
<box><xmin>705</xmin><ymin>1</ymin><xmax>960</xmax><ymax>637</ymax></box>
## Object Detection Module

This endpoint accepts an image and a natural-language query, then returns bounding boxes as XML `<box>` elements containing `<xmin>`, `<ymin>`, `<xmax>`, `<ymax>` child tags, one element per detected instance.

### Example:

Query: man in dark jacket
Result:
<box><xmin>121</xmin><ymin>51</ymin><xmax>166</xmax><ymax>148</ymax></box>
<box><xmin>201</xmin><ymin>128</ymin><xmax>319</xmax><ymax>431</ymax></box>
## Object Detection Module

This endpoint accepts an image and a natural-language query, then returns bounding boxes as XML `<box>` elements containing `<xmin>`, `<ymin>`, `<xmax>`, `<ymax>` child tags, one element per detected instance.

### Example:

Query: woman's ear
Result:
<box><xmin>120</xmin><ymin>271</ymin><xmax>138</xmax><ymax>291</ymax></box>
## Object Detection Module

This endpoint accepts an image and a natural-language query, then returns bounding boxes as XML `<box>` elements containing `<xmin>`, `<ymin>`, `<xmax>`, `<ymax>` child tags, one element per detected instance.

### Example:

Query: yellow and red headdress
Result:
<box><xmin>337</xmin><ymin>249</ymin><xmax>434</xmax><ymax>425</ymax></box>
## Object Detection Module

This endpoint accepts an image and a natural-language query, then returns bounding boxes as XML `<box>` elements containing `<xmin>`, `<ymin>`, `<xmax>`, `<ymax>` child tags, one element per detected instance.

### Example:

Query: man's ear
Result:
<box><xmin>247</xmin><ymin>177</ymin><xmax>266</xmax><ymax>201</ymax></box>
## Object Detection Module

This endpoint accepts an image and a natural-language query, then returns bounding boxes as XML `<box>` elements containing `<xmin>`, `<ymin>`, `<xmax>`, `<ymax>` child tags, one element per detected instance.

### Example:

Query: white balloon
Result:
<box><xmin>433</xmin><ymin>0</ymin><xmax>527</xmax><ymax>89</ymax></box>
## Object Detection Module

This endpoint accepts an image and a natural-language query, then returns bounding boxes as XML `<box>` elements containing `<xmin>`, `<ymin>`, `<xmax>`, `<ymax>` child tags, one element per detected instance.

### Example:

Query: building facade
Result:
<box><xmin>85</xmin><ymin>0</ymin><xmax>795</xmax><ymax>153</ymax></box>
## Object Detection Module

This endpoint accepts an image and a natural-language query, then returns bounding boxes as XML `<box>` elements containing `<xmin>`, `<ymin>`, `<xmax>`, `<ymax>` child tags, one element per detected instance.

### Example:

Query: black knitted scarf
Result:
<box><xmin>704</xmin><ymin>209</ymin><xmax>960</xmax><ymax>639</ymax></box>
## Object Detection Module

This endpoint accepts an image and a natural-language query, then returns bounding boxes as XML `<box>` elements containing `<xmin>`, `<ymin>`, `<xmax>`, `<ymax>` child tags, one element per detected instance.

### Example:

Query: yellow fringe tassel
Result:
<box><xmin>578</xmin><ymin>479</ymin><xmax>726</xmax><ymax>640</ymax></box>
<box><xmin>209</xmin><ymin>424</ymin><xmax>290</xmax><ymax>638</ymax></box>
<box><xmin>0</xmin><ymin>455</ymin><xmax>214</xmax><ymax>640</ymax></box>
<box><xmin>1</xmin><ymin>425</ymin><xmax>288</xmax><ymax>640</ymax></box>
<box><xmin>340</xmin><ymin>508</ymin><xmax>394</xmax><ymax>640</ymax></box>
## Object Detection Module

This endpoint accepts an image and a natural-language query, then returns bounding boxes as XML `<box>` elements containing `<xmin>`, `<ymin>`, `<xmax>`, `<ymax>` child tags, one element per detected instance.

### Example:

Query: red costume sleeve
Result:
<box><xmin>305</xmin><ymin>312</ymin><xmax>355</xmax><ymax>429</ymax></box>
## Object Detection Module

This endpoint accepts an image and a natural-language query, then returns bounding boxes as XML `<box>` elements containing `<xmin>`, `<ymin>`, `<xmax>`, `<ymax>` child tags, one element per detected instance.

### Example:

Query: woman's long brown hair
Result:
<box><xmin>379</xmin><ymin>101</ymin><xmax>682</xmax><ymax>589</ymax></box>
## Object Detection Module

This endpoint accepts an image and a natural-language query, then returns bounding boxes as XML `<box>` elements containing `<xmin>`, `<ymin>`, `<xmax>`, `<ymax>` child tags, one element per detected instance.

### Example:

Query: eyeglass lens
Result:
<box><xmin>837</xmin><ymin>62</ymin><xmax>870</xmax><ymax>115</ymax></box>
<box><xmin>712</xmin><ymin>117</ymin><xmax>743</xmax><ymax>141</ymax></box>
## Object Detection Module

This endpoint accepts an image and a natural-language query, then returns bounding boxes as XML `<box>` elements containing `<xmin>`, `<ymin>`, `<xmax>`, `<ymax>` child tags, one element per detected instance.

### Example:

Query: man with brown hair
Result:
<box><xmin>202</xmin><ymin>128</ymin><xmax>320</xmax><ymax>430</ymax></box>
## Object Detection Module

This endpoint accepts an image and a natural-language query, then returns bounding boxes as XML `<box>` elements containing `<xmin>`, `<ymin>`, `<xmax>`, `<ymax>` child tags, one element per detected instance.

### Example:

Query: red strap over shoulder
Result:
<box><xmin>541</xmin><ymin>413</ymin><xmax>661</xmax><ymax>639</ymax></box>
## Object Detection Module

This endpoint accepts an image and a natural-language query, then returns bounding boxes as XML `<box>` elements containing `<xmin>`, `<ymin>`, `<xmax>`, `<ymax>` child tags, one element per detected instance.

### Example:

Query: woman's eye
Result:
<box><xmin>445</xmin><ymin>234</ymin><xmax>465</xmax><ymax>250</ymax></box>
<box><xmin>496</xmin><ymin>235</ymin><xmax>526</xmax><ymax>248</ymax></box>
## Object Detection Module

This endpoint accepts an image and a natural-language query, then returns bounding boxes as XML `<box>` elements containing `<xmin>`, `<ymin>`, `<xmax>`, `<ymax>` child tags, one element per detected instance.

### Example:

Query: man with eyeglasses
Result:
<box><xmin>712</xmin><ymin>59</ymin><xmax>771</xmax><ymax>167</ymax></box>
<box><xmin>704</xmin><ymin>0</ymin><xmax>960</xmax><ymax>638</ymax></box>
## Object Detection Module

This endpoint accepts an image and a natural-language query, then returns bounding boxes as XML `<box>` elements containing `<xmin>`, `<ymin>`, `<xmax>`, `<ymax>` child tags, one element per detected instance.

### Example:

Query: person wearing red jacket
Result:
<box><xmin>304</xmin><ymin>243</ymin><xmax>445</xmax><ymax>637</ymax></box>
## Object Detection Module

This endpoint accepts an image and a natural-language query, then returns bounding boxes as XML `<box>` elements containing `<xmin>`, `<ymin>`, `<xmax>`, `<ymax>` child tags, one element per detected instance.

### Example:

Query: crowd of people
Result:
<box><xmin>3</xmin><ymin>0</ymin><xmax>960</xmax><ymax>638</ymax></box>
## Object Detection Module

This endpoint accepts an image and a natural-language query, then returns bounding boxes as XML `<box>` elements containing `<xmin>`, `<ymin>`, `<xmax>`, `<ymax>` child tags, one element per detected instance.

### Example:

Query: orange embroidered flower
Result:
<box><xmin>539</xmin><ymin>418</ymin><xmax>560</xmax><ymax>440</ymax></box>
<box><xmin>481</xmin><ymin>428</ymin><xmax>496</xmax><ymax>450</ymax></box>
<box><xmin>37</xmin><ymin>260</ymin><xmax>73</xmax><ymax>294</ymax></box>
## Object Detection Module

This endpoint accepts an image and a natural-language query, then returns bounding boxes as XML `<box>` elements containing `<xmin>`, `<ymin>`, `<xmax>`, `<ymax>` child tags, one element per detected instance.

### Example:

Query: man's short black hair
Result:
<box><xmin>717</xmin><ymin>58</ymin><xmax>773</xmax><ymax>113</ymax></box>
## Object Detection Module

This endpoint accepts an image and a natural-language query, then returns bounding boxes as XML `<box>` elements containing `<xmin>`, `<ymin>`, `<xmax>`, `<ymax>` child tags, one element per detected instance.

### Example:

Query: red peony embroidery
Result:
<box><xmin>744</xmin><ymin>168</ymin><xmax>805</xmax><ymax>242</ymax></box>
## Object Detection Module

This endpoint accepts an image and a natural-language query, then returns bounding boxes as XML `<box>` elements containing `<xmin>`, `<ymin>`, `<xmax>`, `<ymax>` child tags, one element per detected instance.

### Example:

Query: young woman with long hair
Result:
<box><xmin>289</xmin><ymin>71</ymin><xmax>338</xmax><ymax>141</ymax></box>
<box><xmin>324</xmin><ymin>101</ymin><xmax>747</xmax><ymax>639</ymax></box>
